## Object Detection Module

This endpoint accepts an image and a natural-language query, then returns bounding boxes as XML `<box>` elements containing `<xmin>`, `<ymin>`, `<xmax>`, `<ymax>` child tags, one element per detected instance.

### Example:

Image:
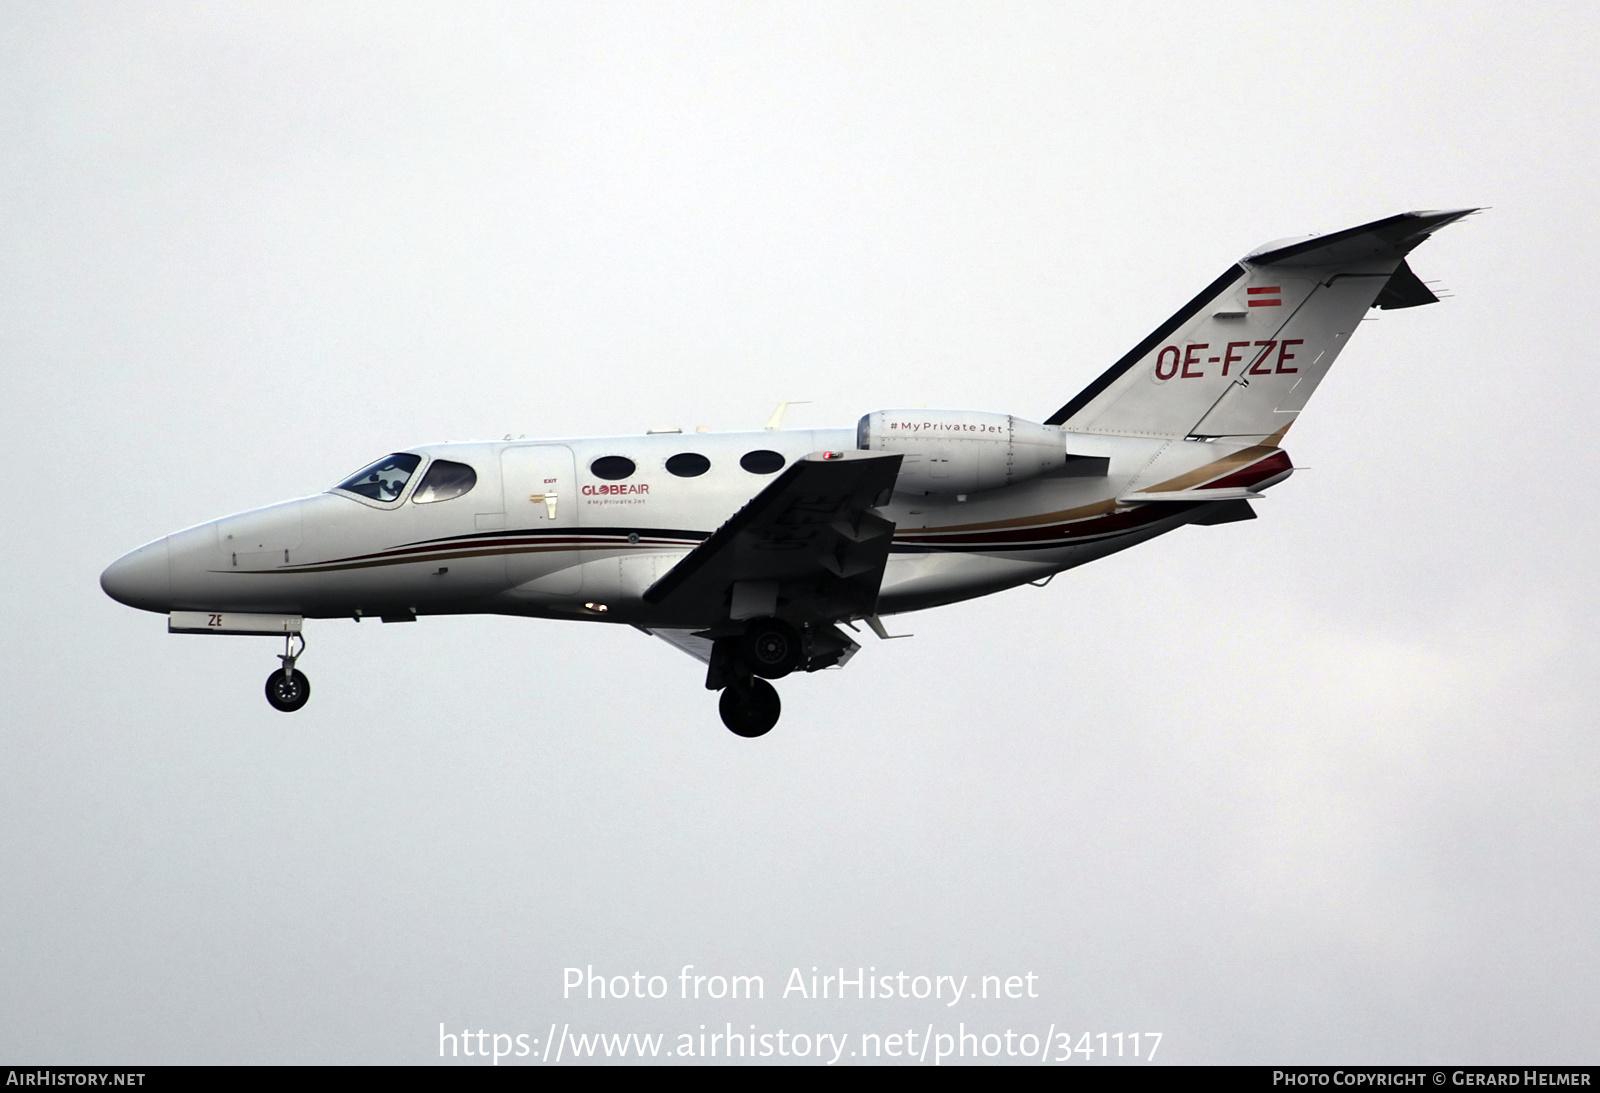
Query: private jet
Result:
<box><xmin>101</xmin><ymin>209</ymin><xmax>1475</xmax><ymax>736</ymax></box>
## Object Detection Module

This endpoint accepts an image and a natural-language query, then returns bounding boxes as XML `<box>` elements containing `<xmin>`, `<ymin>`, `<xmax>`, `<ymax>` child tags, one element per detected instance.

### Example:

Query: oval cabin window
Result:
<box><xmin>590</xmin><ymin>456</ymin><xmax>637</xmax><ymax>481</ymax></box>
<box><xmin>739</xmin><ymin>449</ymin><xmax>786</xmax><ymax>474</ymax></box>
<box><xmin>666</xmin><ymin>452</ymin><xmax>711</xmax><ymax>477</ymax></box>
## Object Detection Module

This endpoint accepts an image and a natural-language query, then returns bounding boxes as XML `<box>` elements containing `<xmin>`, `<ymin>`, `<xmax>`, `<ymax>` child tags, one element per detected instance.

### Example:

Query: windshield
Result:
<box><xmin>335</xmin><ymin>453</ymin><xmax>422</xmax><ymax>502</ymax></box>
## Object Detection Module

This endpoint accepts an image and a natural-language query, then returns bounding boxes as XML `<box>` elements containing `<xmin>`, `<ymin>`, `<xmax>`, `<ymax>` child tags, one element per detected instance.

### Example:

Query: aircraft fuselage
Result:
<box><xmin>102</xmin><ymin>426</ymin><xmax>1283</xmax><ymax>631</ymax></box>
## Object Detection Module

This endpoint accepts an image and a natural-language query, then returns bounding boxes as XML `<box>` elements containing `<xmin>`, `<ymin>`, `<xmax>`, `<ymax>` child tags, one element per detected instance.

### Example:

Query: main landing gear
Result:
<box><xmin>708</xmin><ymin>618</ymin><xmax>855</xmax><ymax>738</ymax></box>
<box><xmin>265</xmin><ymin>632</ymin><xmax>310</xmax><ymax>712</ymax></box>
<box><xmin>740</xmin><ymin>618</ymin><xmax>804</xmax><ymax>679</ymax></box>
<box><xmin>719</xmin><ymin>677</ymin><xmax>781</xmax><ymax>738</ymax></box>
<box><xmin>711</xmin><ymin>618</ymin><xmax>799</xmax><ymax>737</ymax></box>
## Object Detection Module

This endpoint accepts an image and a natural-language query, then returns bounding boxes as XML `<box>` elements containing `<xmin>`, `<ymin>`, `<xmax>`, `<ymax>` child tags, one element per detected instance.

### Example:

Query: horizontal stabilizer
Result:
<box><xmin>1248</xmin><ymin>209</ymin><xmax>1477</xmax><ymax>267</ymax></box>
<box><xmin>1119</xmin><ymin>488</ymin><xmax>1262</xmax><ymax>503</ymax></box>
<box><xmin>1188</xmin><ymin>499</ymin><xmax>1257</xmax><ymax>525</ymax></box>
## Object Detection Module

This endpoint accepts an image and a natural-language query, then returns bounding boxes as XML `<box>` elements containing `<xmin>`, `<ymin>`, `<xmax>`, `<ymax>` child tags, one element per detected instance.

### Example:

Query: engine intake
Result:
<box><xmin>856</xmin><ymin>410</ymin><xmax>1068</xmax><ymax>496</ymax></box>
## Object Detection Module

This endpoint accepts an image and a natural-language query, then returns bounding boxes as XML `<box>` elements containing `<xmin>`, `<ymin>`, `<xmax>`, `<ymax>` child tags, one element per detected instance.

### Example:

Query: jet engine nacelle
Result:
<box><xmin>856</xmin><ymin>409</ymin><xmax>1068</xmax><ymax>496</ymax></box>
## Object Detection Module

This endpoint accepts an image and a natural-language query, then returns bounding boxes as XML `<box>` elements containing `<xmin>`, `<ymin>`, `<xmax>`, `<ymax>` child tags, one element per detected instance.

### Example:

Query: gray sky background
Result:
<box><xmin>2</xmin><ymin>1</ymin><xmax>1596</xmax><ymax>1065</ymax></box>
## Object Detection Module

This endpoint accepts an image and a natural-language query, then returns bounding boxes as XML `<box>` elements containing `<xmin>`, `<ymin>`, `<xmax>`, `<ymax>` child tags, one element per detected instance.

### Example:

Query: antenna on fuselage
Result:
<box><xmin>765</xmin><ymin>400</ymin><xmax>811</xmax><ymax>430</ymax></box>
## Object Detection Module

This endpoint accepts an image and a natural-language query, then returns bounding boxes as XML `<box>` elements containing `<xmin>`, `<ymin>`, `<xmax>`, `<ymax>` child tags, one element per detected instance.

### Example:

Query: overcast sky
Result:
<box><xmin>2</xmin><ymin>1</ymin><xmax>1596</xmax><ymax>1065</ymax></box>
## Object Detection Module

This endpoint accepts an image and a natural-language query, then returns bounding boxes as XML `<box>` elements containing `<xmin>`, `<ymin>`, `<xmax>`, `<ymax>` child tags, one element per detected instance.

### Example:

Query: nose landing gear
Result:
<box><xmin>265</xmin><ymin>632</ymin><xmax>310</xmax><ymax>712</ymax></box>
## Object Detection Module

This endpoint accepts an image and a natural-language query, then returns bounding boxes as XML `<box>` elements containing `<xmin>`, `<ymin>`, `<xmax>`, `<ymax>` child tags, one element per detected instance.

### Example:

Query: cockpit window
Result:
<box><xmin>411</xmin><ymin>459</ymin><xmax>477</xmax><ymax>504</ymax></box>
<box><xmin>335</xmin><ymin>453</ymin><xmax>422</xmax><ymax>502</ymax></box>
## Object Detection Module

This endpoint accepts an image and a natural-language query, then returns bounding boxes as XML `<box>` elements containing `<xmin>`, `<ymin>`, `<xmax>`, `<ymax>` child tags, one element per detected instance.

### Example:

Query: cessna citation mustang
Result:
<box><xmin>102</xmin><ymin>210</ymin><xmax>1474</xmax><ymax>737</ymax></box>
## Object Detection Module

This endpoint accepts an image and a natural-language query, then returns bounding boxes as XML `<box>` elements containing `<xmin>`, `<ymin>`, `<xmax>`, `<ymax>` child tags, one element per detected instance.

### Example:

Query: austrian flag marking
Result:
<box><xmin>1247</xmin><ymin>286</ymin><xmax>1282</xmax><ymax>307</ymax></box>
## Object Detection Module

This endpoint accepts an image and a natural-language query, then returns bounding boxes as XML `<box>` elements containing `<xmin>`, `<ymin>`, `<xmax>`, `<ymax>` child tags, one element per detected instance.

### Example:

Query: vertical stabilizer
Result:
<box><xmin>1046</xmin><ymin>210</ymin><xmax>1476</xmax><ymax>442</ymax></box>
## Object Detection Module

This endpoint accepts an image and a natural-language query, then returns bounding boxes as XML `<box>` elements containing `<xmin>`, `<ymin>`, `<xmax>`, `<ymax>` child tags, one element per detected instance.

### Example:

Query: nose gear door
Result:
<box><xmin>500</xmin><ymin>445</ymin><xmax>581</xmax><ymax>594</ymax></box>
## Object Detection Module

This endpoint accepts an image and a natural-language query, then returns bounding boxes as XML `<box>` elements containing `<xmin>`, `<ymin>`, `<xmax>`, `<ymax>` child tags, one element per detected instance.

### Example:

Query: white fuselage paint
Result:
<box><xmin>106</xmin><ymin>425</ymin><xmax>1293</xmax><ymax>629</ymax></box>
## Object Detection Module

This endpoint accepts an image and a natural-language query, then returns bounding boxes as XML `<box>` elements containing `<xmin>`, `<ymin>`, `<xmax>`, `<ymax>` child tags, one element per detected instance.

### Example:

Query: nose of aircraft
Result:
<box><xmin>100</xmin><ymin>538</ymin><xmax>172</xmax><ymax>612</ymax></box>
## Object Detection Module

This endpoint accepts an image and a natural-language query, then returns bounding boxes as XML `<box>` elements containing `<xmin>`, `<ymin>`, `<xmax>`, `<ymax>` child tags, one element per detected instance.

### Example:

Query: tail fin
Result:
<box><xmin>1046</xmin><ymin>210</ymin><xmax>1477</xmax><ymax>441</ymax></box>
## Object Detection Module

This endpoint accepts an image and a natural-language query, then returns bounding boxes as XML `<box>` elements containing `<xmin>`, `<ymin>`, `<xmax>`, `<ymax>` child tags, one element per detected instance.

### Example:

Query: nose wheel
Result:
<box><xmin>266</xmin><ymin>667</ymin><xmax>311</xmax><ymax>712</ymax></box>
<box><xmin>265</xmin><ymin>632</ymin><xmax>311</xmax><ymax>712</ymax></box>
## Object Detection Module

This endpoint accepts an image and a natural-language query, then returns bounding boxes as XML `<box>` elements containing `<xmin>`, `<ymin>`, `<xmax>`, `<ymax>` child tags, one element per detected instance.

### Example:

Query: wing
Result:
<box><xmin>639</xmin><ymin>625</ymin><xmax>717</xmax><ymax>665</ymax></box>
<box><xmin>642</xmin><ymin>449</ymin><xmax>902</xmax><ymax>628</ymax></box>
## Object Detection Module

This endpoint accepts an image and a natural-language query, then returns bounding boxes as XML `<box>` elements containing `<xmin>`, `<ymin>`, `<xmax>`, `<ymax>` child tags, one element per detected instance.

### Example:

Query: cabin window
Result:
<box><xmin>666</xmin><ymin>452</ymin><xmax>711</xmax><ymax>477</ymax></box>
<box><xmin>335</xmin><ymin>453</ymin><xmax>422</xmax><ymax>502</ymax></box>
<box><xmin>411</xmin><ymin>459</ymin><xmax>478</xmax><ymax>504</ymax></box>
<box><xmin>590</xmin><ymin>455</ymin><xmax>636</xmax><ymax>480</ymax></box>
<box><xmin>740</xmin><ymin>449</ymin><xmax>786</xmax><ymax>474</ymax></box>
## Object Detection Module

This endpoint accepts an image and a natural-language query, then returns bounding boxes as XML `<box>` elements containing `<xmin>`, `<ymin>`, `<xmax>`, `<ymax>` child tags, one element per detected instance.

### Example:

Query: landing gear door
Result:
<box><xmin>500</xmin><ymin>444</ymin><xmax>581</xmax><ymax>594</ymax></box>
